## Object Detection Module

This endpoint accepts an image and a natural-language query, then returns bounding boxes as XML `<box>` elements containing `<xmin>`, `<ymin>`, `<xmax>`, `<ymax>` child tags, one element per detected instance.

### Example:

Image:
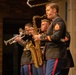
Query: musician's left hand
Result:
<box><xmin>14</xmin><ymin>36</ymin><xmax>22</xmax><ymax>42</ymax></box>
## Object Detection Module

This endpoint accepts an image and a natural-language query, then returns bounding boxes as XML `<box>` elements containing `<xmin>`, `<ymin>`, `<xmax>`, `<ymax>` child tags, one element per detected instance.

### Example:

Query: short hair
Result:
<box><xmin>41</xmin><ymin>19</ymin><xmax>50</xmax><ymax>24</ymax></box>
<box><xmin>45</xmin><ymin>3</ymin><xmax>59</xmax><ymax>13</ymax></box>
<box><xmin>25</xmin><ymin>23</ymin><xmax>33</xmax><ymax>27</ymax></box>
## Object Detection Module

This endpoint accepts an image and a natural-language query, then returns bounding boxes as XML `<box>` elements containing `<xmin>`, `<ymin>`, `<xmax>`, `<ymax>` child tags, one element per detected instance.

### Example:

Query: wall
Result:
<box><xmin>67</xmin><ymin>0</ymin><xmax>76</xmax><ymax>75</ymax></box>
<box><xmin>0</xmin><ymin>13</ymin><xmax>3</xmax><ymax>75</ymax></box>
<box><xmin>57</xmin><ymin>0</ymin><xmax>76</xmax><ymax>75</ymax></box>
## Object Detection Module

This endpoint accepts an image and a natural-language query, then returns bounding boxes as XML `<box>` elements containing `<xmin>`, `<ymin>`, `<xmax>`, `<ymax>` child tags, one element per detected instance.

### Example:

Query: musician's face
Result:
<box><xmin>41</xmin><ymin>21</ymin><xmax>49</xmax><ymax>32</ymax></box>
<box><xmin>46</xmin><ymin>6</ymin><xmax>56</xmax><ymax>19</ymax></box>
<box><xmin>25</xmin><ymin>26</ymin><xmax>30</xmax><ymax>34</ymax></box>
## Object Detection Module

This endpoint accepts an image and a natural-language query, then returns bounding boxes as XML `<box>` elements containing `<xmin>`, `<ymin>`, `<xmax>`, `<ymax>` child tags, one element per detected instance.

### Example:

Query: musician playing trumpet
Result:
<box><xmin>15</xmin><ymin>19</ymin><xmax>49</xmax><ymax>75</ymax></box>
<box><xmin>15</xmin><ymin>23</ymin><xmax>34</xmax><ymax>75</ymax></box>
<box><xmin>15</xmin><ymin>22</ymin><xmax>44</xmax><ymax>75</ymax></box>
<box><xmin>15</xmin><ymin>23</ymin><xmax>33</xmax><ymax>46</ymax></box>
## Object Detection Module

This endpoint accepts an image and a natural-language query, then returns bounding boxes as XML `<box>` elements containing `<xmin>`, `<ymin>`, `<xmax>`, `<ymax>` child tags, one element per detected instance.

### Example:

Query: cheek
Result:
<box><xmin>47</xmin><ymin>9</ymin><xmax>52</xmax><ymax>14</ymax></box>
<box><xmin>47</xmin><ymin>11</ymin><xmax>52</xmax><ymax>17</ymax></box>
<box><xmin>44</xmin><ymin>26</ymin><xmax>47</xmax><ymax>29</ymax></box>
<box><xmin>41</xmin><ymin>26</ymin><xmax>44</xmax><ymax>30</ymax></box>
<box><xmin>44</xmin><ymin>26</ymin><xmax>47</xmax><ymax>30</ymax></box>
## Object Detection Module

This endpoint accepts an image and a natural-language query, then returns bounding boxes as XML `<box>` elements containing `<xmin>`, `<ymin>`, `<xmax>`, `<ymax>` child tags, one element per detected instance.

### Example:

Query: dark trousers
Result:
<box><xmin>60</xmin><ymin>68</ymin><xmax>69</xmax><ymax>75</ymax></box>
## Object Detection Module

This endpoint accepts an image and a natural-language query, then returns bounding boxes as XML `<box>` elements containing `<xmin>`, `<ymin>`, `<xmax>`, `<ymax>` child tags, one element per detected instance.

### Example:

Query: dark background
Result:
<box><xmin>2</xmin><ymin>0</ymin><xmax>61</xmax><ymax>75</ymax></box>
<box><xmin>2</xmin><ymin>0</ymin><xmax>45</xmax><ymax>75</ymax></box>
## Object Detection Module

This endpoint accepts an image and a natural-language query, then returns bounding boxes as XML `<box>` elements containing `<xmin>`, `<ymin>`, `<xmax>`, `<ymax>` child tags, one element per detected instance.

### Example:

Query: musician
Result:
<box><xmin>32</xmin><ymin>3</ymin><xmax>67</xmax><ymax>75</ymax></box>
<box><xmin>15</xmin><ymin>23</ymin><xmax>44</xmax><ymax>75</ymax></box>
<box><xmin>40</xmin><ymin>19</ymin><xmax>51</xmax><ymax>75</ymax></box>
<box><xmin>31</xmin><ymin>19</ymin><xmax>51</xmax><ymax>75</ymax></box>
<box><xmin>15</xmin><ymin>23</ymin><xmax>33</xmax><ymax>75</ymax></box>
<box><xmin>60</xmin><ymin>31</ymin><xmax>74</xmax><ymax>75</ymax></box>
<box><xmin>40</xmin><ymin>19</ymin><xmax>50</xmax><ymax>54</ymax></box>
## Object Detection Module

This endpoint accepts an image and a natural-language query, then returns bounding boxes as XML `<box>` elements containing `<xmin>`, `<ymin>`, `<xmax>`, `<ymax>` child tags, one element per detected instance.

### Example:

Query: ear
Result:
<box><xmin>53</xmin><ymin>8</ymin><xmax>56</xmax><ymax>13</ymax></box>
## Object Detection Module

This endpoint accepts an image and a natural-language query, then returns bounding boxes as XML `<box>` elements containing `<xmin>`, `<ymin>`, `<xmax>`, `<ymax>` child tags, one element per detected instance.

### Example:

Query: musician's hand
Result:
<box><xmin>64</xmin><ymin>37</ymin><xmax>69</xmax><ymax>41</ymax></box>
<box><xmin>14</xmin><ymin>36</ymin><xmax>22</xmax><ymax>42</ymax></box>
<box><xmin>33</xmin><ymin>34</ymin><xmax>41</xmax><ymax>41</ymax></box>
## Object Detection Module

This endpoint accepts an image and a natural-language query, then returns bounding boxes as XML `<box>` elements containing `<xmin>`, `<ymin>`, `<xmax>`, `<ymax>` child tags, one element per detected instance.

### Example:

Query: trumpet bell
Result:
<box><xmin>4</xmin><ymin>40</ymin><xmax>8</xmax><ymax>45</ymax></box>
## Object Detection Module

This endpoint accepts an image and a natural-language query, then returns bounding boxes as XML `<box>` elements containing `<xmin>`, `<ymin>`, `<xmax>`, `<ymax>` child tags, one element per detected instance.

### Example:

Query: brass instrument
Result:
<box><xmin>24</xmin><ymin>15</ymin><xmax>45</xmax><ymax>68</ymax></box>
<box><xmin>32</xmin><ymin>15</ymin><xmax>44</xmax><ymax>68</ymax></box>
<box><xmin>24</xmin><ymin>40</ymin><xmax>40</xmax><ymax>68</ymax></box>
<box><xmin>4</xmin><ymin>28</ymin><xmax>25</xmax><ymax>45</ymax></box>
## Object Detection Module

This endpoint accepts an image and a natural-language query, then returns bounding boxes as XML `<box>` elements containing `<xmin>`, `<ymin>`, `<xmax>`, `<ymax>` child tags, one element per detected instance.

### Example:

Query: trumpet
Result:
<box><xmin>4</xmin><ymin>28</ymin><xmax>25</xmax><ymax>45</ymax></box>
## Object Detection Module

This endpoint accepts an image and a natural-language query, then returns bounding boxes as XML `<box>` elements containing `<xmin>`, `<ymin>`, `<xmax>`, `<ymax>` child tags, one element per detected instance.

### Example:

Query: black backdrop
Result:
<box><xmin>3</xmin><ymin>18</ymin><xmax>28</xmax><ymax>75</ymax></box>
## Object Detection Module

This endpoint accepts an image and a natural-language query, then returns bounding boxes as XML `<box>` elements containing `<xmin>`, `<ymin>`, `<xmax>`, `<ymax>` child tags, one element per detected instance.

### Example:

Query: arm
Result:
<box><xmin>33</xmin><ymin>22</ymin><xmax>66</xmax><ymax>42</ymax></box>
<box><xmin>14</xmin><ymin>36</ymin><xmax>28</xmax><ymax>47</ymax></box>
